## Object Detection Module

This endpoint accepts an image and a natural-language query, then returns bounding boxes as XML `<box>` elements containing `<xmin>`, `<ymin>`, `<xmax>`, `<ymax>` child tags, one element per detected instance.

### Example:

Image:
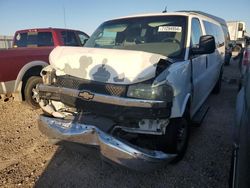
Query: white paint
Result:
<box><xmin>49</xmin><ymin>47</ymin><xmax>166</xmax><ymax>84</ymax></box>
<box><xmin>114</xmin><ymin>12</ymin><xmax>190</xmax><ymax>21</ymax></box>
<box><xmin>166</xmin><ymin>60</ymin><xmax>192</xmax><ymax>118</ymax></box>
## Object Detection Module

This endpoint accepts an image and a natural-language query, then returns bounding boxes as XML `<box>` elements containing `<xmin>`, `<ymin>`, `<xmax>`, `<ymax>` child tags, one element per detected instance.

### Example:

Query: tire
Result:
<box><xmin>224</xmin><ymin>53</ymin><xmax>232</xmax><ymax>66</ymax></box>
<box><xmin>157</xmin><ymin>117</ymin><xmax>189</xmax><ymax>163</ymax></box>
<box><xmin>212</xmin><ymin>69</ymin><xmax>223</xmax><ymax>94</ymax></box>
<box><xmin>24</xmin><ymin>76</ymin><xmax>42</xmax><ymax>109</ymax></box>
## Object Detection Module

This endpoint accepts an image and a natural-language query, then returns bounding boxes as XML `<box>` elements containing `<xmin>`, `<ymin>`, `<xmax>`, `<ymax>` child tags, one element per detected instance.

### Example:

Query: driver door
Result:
<box><xmin>190</xmin><ymin>18</ymin><xmax>208</xmax><ymax>115</ymax></box>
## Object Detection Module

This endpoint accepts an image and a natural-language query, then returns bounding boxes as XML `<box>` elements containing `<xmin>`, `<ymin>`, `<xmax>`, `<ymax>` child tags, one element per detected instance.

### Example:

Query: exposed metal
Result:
<box><xmin>138</xmin><ymin>119</ymin><xmax>169</xmax><ymax>134</ymax></box>
<box><xmin>112</xmin><ymin>119</ymin><xmax>170</xmax><ymax>136</ymax></box>
<box><xmin>38</xmin><ymin>115</ymin><xmax>176</xmax><ymax>171</ymax></box>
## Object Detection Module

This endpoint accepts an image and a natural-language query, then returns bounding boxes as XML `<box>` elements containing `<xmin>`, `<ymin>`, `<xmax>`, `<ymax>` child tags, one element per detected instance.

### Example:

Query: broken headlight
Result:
<box><xmin>127</xmin><ymin>83</ymin><xmax>173</xmax><ymax>101</ymax></box>
<box><xmin>40</xmin><ymin>66</ymin><xmax>57</xmax><ymax>85</ymax></box>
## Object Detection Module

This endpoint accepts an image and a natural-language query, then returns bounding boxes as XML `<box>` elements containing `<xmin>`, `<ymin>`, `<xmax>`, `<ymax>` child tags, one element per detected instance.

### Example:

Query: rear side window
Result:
<box><xmin>203</xmin><ymin>21</ymin><xmax>225</xmax><ymax>48</ymax></box>
<box><xmin>14</xmin><ymin>32</ymin><xmax>54</xmax><ymax>47</ymax></box>
<box><xmin>61</xmin><ymin>31</ymin><xmax>79</xmax><ymax>46</ymax></box>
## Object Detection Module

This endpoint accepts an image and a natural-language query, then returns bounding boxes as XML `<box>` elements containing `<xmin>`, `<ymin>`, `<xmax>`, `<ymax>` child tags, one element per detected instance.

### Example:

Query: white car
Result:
<box><xmin>36</xmin><ymin>11</ymin><xmax>225</xmax><ymax>171</ymax></box>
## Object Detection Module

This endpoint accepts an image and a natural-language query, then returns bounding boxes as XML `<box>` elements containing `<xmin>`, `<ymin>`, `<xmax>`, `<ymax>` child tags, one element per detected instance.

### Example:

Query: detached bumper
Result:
<box><xmin>38</xmin><ymin>115</ymin><xmax>176</xmax><ymax>171</ymax></box>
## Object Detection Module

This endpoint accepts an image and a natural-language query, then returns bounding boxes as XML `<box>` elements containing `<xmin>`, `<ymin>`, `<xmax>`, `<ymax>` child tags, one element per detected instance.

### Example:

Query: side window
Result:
<box><xmin>203</xmin><ymin>21</ymin><xmax>225</xmax><ymax>48</ymax></box>
<box><xmin>61</xmin><ymin>31</ymin><xmax>79</xmax><ymax>46</ymax></box>
<box><xmin>95</xmin><ymin>29</ymin><xmax>117</xmax><ymax>47</ymax></box>
<box><xmin>191</xmin><ymin>18</ymin><xmax>202</xmax><ymax>47</ymax></box>
<box><xmin>77</xmin><ymin>32</ymin><xmax>89</xmax><ymax>46</ymax></box>
<box><xmin>216</xmin><ymin>26</ymin><xmax>225</xmax><ymax>47</ymax></box>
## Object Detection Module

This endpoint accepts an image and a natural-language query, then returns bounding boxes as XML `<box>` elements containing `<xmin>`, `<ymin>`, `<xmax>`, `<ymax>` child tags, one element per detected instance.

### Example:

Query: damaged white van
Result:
<box><xmin>36</xmin><ymin>11</ymin><xmax>225</xmax><ymax>171</ymax></box>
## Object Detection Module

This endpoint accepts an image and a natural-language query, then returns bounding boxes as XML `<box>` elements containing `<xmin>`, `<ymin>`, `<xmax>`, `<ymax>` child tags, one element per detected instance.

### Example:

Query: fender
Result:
<box><xmin>171</xmin><ymin>92</ymin><xmax>191</xmax><ymax>118</ymax></box>
<box><xmin>180</xmin><ymin>93</ymin><xmax>191</xmax><ymax>117</ymax></box>
<box><xmin>14</xmin><ymin>60</ymin><xmax>48</xmax><ymax>92</ymax></box>
<box><xmin>166</xmin><ymin>60</ymin><xmax>192</xmax><ymax>118</ymax></box>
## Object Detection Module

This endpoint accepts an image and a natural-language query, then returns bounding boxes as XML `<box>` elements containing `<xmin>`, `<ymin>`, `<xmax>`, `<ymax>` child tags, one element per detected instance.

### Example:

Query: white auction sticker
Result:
<box><xmin>16</xmin><ymin>33</ymin><xmax>21</xmax><ymax>40</ymax></box>
<box><xmin>158</xmin><ymin>26</ymin><xmax>182</xmax><ymax>32</ymax></box>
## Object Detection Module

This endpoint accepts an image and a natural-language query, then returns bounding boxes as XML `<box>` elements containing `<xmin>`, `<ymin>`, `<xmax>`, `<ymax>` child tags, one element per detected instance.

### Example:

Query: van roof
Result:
<box><xmin>177</xmin><ymin>10</ymin><xmax>227</xmax><ymax>26</ymax></box>
<box><xmin>113</xmin><ymin>11</ymin><xmax>226</xmax><ymax>25</ymax></box>
<box><xmin>114</xmin><ymin>12</ymin><xmax>190</xmax><ymax>20</ymax></box>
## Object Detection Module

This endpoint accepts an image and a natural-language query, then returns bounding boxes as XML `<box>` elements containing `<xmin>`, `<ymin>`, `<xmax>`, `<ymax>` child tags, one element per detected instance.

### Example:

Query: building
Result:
<box><xmin>0</xmin><ymin>35</ymin><xmax>13</xmax><ymax>49</ymax></box>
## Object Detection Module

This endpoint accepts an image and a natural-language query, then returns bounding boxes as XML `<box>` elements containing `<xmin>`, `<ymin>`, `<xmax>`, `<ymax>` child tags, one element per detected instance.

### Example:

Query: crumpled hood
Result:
<box><xmin>49</xmin><ymin>46</ymin><xmax>167</xmax><ymax>84</ymax></box>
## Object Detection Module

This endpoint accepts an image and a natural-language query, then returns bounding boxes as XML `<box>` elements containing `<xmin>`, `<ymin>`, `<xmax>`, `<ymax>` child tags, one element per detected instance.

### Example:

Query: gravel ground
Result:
<box><xmin>0</xmin><ymin>59</ymin><xmax>240</xmax><ymax>188</ymax></box>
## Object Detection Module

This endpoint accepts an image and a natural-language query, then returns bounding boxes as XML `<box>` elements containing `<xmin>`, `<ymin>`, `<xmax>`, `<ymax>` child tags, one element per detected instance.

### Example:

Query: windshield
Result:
<box><xmin>85</xmin><ymin>16</ymin><xmax>187</xmax><ymax>59</ymax></box>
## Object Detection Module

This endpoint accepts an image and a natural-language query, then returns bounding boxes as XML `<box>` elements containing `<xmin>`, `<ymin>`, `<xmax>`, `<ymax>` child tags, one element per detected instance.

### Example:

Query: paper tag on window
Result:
<box><xmin>158</xmin><ymin>26</ymin><xmax>182</xmax><ymax>32</ymax></box>
<box><xmin>16</xmin><ymin>34</ymin><xmax>21</xmax><ymax>40</ymax></box>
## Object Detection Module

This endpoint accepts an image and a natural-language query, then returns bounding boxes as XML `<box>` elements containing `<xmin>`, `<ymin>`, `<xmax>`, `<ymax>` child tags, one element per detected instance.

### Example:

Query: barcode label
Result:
<box><xmin>158</xmin><ymin>26</ymin><xmax>182</xmax><ymax>32</ymax></box>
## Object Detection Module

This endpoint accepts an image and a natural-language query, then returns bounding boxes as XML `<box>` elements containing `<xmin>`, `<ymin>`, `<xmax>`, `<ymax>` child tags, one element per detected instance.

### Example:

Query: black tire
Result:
<box><xmin>24</xmin><ymin>76</ymin><xmax>42</xmax><ymax>109</ymax></box>
<box><xmin>212</xmin><ymin>69</ymin><xmax>223</xmax><ymax>94</ymax></box>
<box><xmin>157</xmin><ymin>117</ymin><xmax>189</xmax><ymax>163</ymax></box>
<box><xmin>224</xmin><ymin>53</ymin><xmax>232</xmax><ymax>66</ymax></box>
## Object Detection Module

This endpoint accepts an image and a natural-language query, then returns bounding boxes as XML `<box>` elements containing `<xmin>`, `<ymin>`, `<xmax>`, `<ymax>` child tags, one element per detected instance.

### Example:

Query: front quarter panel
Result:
<box><xmin>166</xmin><ymin>60</ymin><xmax>191</xmax><ymax>118</ymax></box>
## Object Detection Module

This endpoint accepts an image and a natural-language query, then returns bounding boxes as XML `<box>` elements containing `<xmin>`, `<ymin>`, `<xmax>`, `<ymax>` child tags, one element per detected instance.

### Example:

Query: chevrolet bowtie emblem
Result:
<box><xmin>79</xmin><ymin>91</ymin><xmax>94</xmax><ymax>100</ymax></box>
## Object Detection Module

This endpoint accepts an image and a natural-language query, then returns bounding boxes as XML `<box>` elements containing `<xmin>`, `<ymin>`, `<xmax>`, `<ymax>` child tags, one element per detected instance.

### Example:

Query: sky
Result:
<box><xmin>0</xmin><ymin>0</ymin><xmax>249</xmax><ymax>36</ymax></box>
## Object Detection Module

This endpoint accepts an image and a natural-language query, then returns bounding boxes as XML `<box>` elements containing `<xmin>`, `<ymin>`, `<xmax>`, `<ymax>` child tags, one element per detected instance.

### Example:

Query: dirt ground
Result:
<box><xmin>0</xmin><ymin>59</ymin><xmax>241</xmax><ymax>188</ymax></box>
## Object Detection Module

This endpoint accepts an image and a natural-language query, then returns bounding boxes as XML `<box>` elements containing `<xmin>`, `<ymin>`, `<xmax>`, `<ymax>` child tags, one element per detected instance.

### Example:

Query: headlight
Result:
<box><xmin>127</xmin><ymin>83</ymin><xmax>173</xmax><ymax>101</ymax></box>
<box><xmin>41</xmin><ymin>67</ymin><xmax>56</xmax><ymax>85</ymax></box>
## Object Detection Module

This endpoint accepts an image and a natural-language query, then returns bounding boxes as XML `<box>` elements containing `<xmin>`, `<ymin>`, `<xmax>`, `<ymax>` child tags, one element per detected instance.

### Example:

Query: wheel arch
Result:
<box><xmin>14</xmin><ymin>60</ymin><xmax>48</xmax><ymax>100</ymax></box>
<box><xmin>180</xmin><ymin>93</ymin><xmax>191</xmax><ymax>118</ymax></box>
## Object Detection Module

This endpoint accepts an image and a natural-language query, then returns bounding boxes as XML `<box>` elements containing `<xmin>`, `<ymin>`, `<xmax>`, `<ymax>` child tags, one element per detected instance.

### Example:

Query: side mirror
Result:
<box><xmin>191</xmin><ymin>35</ymin><xmax>216</xmax><ymax>55</ymax></box>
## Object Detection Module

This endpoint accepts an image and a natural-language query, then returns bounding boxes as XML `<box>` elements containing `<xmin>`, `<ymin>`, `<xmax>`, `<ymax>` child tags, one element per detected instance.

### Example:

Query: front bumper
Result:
<box><xmin>38</xmin><ymin>115</ymin><xmax>176</xmax><ymax>171</ymax></box>
<box><xmin>37</xmin><ymin>84</ymin><xmax>167</xmax><ymax>108</ymax></box>
<box><xmin>37</xmin><ymin>84</ymin><xmax>171</xmax><ymax>119</ymax></box>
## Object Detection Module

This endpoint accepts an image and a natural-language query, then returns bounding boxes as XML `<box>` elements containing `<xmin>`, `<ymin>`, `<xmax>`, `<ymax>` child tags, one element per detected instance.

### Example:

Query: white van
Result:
<box><xmin>36</xmin><ymin>11</ymin><xmax>225</xmax><ymax>171</ymax></box>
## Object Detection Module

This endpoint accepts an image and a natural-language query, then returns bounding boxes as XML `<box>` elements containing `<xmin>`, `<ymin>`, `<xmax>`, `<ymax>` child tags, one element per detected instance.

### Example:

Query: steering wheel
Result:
<box><xmin>162</xmin><ymin>38</ymin><xmax>181</xmax><ymax>45</ymax></box>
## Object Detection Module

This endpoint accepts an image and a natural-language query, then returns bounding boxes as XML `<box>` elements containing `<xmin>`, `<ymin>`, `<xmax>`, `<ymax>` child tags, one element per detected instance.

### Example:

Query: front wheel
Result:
<box><xmin>157</xmin><ymin>117</ymin><xmax>189</xmax><ymax>163</ymax></box>
<box><xmin>24</xmin><ymin>76</ymin><xmax>42</xmax><ymax>109</ymax></box>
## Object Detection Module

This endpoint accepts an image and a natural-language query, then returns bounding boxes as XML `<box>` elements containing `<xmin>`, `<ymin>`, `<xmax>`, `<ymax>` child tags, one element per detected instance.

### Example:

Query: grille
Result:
<box><xmin>54</xmin><ymin>75</ymin><xmax>127</xmax><ymax>97</ymax></box>
<box><xmin>55</xmin><ymin>77</ymin><xmax>82</xmax><ymax>89</ymax></box>
<box><xmin>105</xmin><ymin>84</ymin><xmax>125</xmax><ymax>96</ymax></box>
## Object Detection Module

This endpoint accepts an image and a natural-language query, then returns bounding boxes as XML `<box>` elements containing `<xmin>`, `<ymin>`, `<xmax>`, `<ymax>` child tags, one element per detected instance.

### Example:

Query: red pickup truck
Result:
<box><xmin>0</xmin><ymin>28</ymin><xmax>89</xmax><ymax>108</ymax></box>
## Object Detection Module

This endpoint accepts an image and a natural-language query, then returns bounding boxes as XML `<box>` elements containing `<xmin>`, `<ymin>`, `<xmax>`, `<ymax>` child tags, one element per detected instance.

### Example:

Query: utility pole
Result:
<box><xmin>162</xmin><ymin>6</ymin><xmax>167</xmax><ymax>13</ymax></box>
<box><xmin>63</xmin><ymin>5</ymin><xmax>67</xmax><ymax>28</ymax></box>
